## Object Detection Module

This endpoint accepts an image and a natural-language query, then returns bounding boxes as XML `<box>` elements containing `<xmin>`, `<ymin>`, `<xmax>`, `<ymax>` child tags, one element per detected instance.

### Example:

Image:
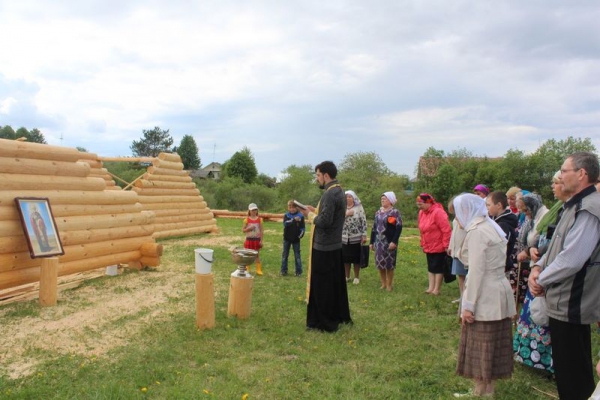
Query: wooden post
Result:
<box><xmin>39</xmin><ymin>257</ymin><xmax>58</xmax><ymax>306</ymax></box>
<box><xmin>227</xmin><ymin>273</ymin><xmax>254</xmax><ymax>319</ymax></box>
<box><xmin>195</xmin><ymin>273</ymin><xmax>215</xmax><ymax>330</ymax></box>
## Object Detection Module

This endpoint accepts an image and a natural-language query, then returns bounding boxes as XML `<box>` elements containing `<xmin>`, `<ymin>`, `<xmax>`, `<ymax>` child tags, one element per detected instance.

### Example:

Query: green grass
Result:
<box><xmin>0</xmin><ymin>218</ymin><xmax>597</xmax><ymax>399</ymax></box>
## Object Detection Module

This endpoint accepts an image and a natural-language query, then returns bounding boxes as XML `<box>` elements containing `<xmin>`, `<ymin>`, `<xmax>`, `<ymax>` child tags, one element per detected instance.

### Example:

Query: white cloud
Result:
<box><xmin>1</xmin><ymin>0</ymin><xmax>599</xmax><ymax>176</ymax></box>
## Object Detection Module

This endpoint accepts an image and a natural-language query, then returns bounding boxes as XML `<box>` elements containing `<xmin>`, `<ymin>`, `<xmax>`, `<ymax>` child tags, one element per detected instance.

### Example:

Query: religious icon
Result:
<box><xmin>14</xmin><ymin>197</ymin><xmax>64</xmax><ymax>258</ymax></box>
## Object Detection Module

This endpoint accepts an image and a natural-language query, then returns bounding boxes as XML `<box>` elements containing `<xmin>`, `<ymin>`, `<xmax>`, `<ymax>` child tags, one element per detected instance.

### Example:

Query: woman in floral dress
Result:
<box><xmin>370</xmin><ymin>192</ymin><xmax>402</xmax><ymax>291</ymax></box>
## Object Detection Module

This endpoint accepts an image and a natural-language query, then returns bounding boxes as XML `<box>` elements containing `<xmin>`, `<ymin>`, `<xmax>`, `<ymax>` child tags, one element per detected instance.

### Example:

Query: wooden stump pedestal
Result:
<box><xmin>39</xmin><ymin>257</ymin><xmax>58</xmax><ymax>307</ymax></box>
<box><xmin>227</xmin><ymin>272</ymin><xmax>254</xmax><ymax>319</ymax></box>
<box><xmin>195</xmin><ymin>273</ymin><xmax>215</xmax><ymax>330</ymax></box>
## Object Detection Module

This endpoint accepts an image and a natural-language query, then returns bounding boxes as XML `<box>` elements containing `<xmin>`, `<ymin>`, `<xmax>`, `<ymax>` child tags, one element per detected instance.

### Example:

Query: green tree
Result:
<box><xmin>76</xmin><ymin>146</ymin><xmax>88</xmax><ymax>152</ymax></box>
<box><xmin>277</xmin><ymin>164</ymin><xmax>321</xmax><ymax>206</ymax></box>
<box><xmin>224</xmin><ymin>146</ymin><xmax>258</xmax><ymax>184</ymax></box>
<box><xmin>257</xmin><ymin>173</ymin><xmax>277</xmax><ymax>188</ymax></box>
<box><xmin>15</xmin><ymin>127</ymin><xmax>30</xmax><ymax>139</ymax></box>
<box><xmin>430</xmin><ymin>164</ymin><xmax>460</xmax><ymax>207</ymax></box>
<box><xmin>0</xmin><ymin>125</ymin><xmax>16</xmax><ymax>139</ymax></box>
<box><xmin>0</xmin><ymin>125</ymin><xmax>46</xmax><ymax>143</ymax></box>
<box><xmin>26</xmin><ymin>128</ymin><xmax>47</xmax><ymax>144</ymax></box>
<box><xmin>130</xmin><ymin>126</ymin><xmax>174</xmax><ymax>157</ymax></box>
<box><xmin>528</xmin><ymin>136</ymin><xmax>596</xmax><ymax>202</ymax></box>
<box><xmin>338</xmin><ymin>151</ymin><xmax>409</xmax><ymax>217</ymax></box>
<box><xmin>177</xmin><ymin>135</ymin><xmax>201</xmax><ymax>170</ymax></box>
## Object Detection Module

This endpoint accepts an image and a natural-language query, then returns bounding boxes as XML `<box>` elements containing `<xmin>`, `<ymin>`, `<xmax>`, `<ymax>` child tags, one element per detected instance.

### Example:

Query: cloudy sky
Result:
<box><xmin>1</xmin><ymin>1</ymin><xmax>599</xmax><ymax>178</ymax></box>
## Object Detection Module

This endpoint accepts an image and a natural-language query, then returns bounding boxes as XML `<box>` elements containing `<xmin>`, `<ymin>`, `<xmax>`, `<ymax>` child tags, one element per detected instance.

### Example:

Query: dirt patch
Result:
<box><xmin>0</xmin><ymin>260</ymin><xmax>196</xmax><ymax>380</ymax></box>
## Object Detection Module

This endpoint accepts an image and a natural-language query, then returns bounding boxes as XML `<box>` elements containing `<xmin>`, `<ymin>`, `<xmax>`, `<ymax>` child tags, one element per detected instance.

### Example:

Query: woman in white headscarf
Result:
<box><xmin>453</xmin><ymin>194</ymin><xmax>516</xmax><ymax>398</ymax></box>
<box><xmin>369</xmin><ymin>191</ymin><xmax>403</xmax><ymax>291</ymax></box>
<box><xmin>342</xmin><ymin>190</ymin><xmax>368</xmax><ymax>284</ymax></box>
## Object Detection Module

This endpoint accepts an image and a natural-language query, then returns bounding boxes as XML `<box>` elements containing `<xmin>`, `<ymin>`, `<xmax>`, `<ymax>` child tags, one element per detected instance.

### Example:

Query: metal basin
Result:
<box><xmin>231</xmin><ymin>248</ymin><xmax>258</xmax><ymax>266</ymax></box>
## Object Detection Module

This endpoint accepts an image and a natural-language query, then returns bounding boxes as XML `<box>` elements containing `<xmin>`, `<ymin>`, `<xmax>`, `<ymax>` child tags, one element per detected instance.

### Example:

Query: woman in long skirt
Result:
<box><xmin>453</xmin><ymin>194</ymin><xmax>517</xmax><ymax>397</ymax></box>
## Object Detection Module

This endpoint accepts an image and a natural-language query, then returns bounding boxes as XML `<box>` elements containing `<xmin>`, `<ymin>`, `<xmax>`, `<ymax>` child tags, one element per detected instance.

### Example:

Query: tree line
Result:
<box><xmin>0</xmin><ymin>125</ymin><xmax>47</xmax><ymax>143</ymax></box>
<box><xmin>3</xmin><ymin>123</ymin><xmax>595</xmax><ymax>224</ymax></box>
<box><xmin>415</xmin><ymin>136</ymin><xmax>596</xmax><ymax>209</ymax></box>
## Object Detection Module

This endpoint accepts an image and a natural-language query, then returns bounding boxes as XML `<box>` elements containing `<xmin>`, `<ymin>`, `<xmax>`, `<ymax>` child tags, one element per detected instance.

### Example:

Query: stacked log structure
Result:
<box><xmin>0</xmin><ymin>139</ymin><xmax>160</xmax><ymax>291</ymax></box>
<box><xmin>133</xmin><ymin>152</ymin><xmax>218</xmax><ymax>239</ymax></box>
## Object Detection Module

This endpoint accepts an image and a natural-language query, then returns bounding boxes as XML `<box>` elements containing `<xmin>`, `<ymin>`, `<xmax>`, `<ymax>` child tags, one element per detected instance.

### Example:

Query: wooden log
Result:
<box><xmin>39</xmin><ymin>257</ymin><xmax>58</xmax><ymax>307</ymax></box>
<box><xmin>0</xmin><ymin>156</ymin><xmax>91</xmax><ymax>177</ymax></box>
<box><xmin>149</xmin><ymin>208</ymin><xmax>212</xmax><ymax>218</ymax></box>
<box><xmin>50</xmin><ymin>203</ymin><xmax>143</xmax><ymax>217</ymax></box>
<box><xmin>0</xmin><ymin>139</ymin><xmax>82</xmax><ymax>162</ymax></box>
<box><xmin>152</xmin><ymin>158</ymin><xmax>183</xmax><ymax>171</ymax></box>
<box><xmin>157</xmin><ymin>152</ymin><xmax>182</xmax><ymax>163</ymax></box>
<box><xmin>0</xmin><ymin>190</ymin><xmax>139</xmax><ymax>206</ymax></box>
<box><xmin>140</xmin><ymin>256</ymin><xmax>160</xmax><ymax>267</ymax></box>
<box><xmin>0</xmin><ymin>206</ymin><xmax>18</xmax><ymax>221</ymax></box>
<box><xmin>153</xmin><ymin>213</ymin><xmax>214</xmax><ymax>224</ymax></box>
<box><xmin>140</xmin><ymin>201</ymin><xmax>207</xmax><ymax>211</ymax></box>
<box><xmin>153</xmin><ymin>218</ymin><xmax>216</xmax><ymax>232</ymax></box>
<box><xmin>99</xmin><ymin>156</ymin><xmax>155</xmax><ymax>163</ymax></box>
<box><xmin>153</xmin><ymin>224</ymin><xmax>218</xmax><ymax>239</ymax></box>
<box><xmin>0</xmin><ymin>235</ymin><xmax>27</xmax><ymax>254</ymax></box>
<box><xmin>140</xmin><ymin>242</ymin><xmax>163</xmax><ymax>257</ymax></box>
<box><xmin>0</xmin><ymin>250</ymin><xmax>142</xmax><ymax>290</ymax></box>
<box><xmin>132</xmin><ymin>187</ymin><xmax>199</xmax><ymax>197</ymax></box>
<box><xmin>2</xmin><ymin>203</ymin><xmax>148</xmax><ymax>221</ymax></box>
<box><xmin>0</xmin><ymin>236</ymin><xmax>153</xmax><ymax>272</ymax></box>
<box><xmin>134</xmin><ymin>179</ymin><xmax>196</xmax><ymax>189</ymax></box>
<box><xmin>0</xmin><ymin>220</ymin><xmax>23</xmax><ymax>237</ymax></box>
<box><xmin>228</xmin><ymin>274</ymin><xmax>254</xmax><ymax>319</ymax></box>
<box><xmin>55</xmin><ymin>211</ymin><xmax>155</xmax><ymax>232</ymax></box>
<box><xmin>146</xmin><ymin>166</ymin><xmax>189</xmax><ymax>176</ymax></box>
<box><xmin>76</xmin><ymin>151</ymin><xmax>100</xmax><ymax>161</ymax></box>
<box><xmin>77</xmin><ymin>159</ymin><xmax>104</xmax><ymax>169</ymax></box>
<box><xmin>59</xmin><ymin>224</ymin><xmax>155</xmax><ymax>246</ymax></box>
<box><xmin>127</xmin><ymin>261</ymin><xmax>143</xmax><ymax>270</ymax></box>
<box><xmin>144</xmin><ymin>174</ymin><xmax>192</xmax><ymax>183</ymax></box>
<box><xmin>0</xmin><ymin>173</ymin><xmax>106</xmax><ymax>191</ymax></box>
<box><xmin>195</xmin><ymin>273</ymin><xmax>215</xmax><ymax>330</ymax></box>
<box><xmin>136</xmin><ymin>195</ymin><xmax>202</xmax><ymax>203</ymax></box>
<box><xmin>144</xmin><ymin>202</ymin><xmax>212</xmax><ymax>214</ymax></box>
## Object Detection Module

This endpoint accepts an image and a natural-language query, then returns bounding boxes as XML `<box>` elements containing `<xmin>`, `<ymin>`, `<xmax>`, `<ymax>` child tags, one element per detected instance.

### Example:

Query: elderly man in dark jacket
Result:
<box><xmin>300</xmin><ymin>160</ymin><xmax>352</xmax><ymax>332</ymax></box>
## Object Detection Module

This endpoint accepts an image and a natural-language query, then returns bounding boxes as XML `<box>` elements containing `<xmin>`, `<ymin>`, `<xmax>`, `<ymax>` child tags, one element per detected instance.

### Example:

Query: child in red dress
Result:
<box><xmin>243</xmin><ymin>203</ymin><xmax>264</xmax><ymax>275</ymax></box>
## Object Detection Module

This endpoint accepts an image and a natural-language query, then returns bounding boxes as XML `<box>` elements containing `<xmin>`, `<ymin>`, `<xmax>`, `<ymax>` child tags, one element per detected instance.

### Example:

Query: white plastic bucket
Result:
<box><xmin>105</xmin><ymin>265</ymin><xmax>118</xmax><ymax>276</ymax></box>
<box><xmin>195</xmin><ymin>248</ymin><xmax>214</xmax><ymax>274</ymax></box>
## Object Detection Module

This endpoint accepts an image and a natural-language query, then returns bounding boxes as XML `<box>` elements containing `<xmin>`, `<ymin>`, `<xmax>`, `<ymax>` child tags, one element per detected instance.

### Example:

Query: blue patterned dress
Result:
<box><xmin>372</xmin><ymin>208</ymin><xmax>402</xmax><ymax>270</ymax></box>
<box><xmin>513</xmin><ymin>233</ymin><xmax>553</xmax><ymax>374</ymax></box>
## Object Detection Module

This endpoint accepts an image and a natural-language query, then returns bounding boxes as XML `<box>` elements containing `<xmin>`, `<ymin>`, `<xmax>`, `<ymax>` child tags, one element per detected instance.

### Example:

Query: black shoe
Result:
<box><xmin>280</xmin><ymin>272</ymin><xmax>288</xmax><ymax>276</ymax></box>
<box><xmin>295</xmin><ymin>273</ymin><xmax>302</xmax><ymax>277</ymax></box>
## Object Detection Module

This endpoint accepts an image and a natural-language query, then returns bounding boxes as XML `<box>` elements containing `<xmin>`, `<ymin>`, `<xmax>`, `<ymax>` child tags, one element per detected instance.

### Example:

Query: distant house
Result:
<box><xmin>190</xmin><ymin>162</ymin><xmax>222</xmax><ymax>180</ymax></box>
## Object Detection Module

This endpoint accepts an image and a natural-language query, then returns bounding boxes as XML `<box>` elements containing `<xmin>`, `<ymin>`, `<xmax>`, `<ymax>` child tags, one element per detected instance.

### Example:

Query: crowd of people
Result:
<box><xmin>241</xmin><ymin>152</ymin><xmax>600</xmax><ymax>399</ymax></box>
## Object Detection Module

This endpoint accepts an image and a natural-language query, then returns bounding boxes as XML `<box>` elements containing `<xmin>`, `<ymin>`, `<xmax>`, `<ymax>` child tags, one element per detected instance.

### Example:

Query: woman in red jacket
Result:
<box><xmin>417</xmin><ymin>193</ymin><xmax>452</xmax><ymax>296</ymax></box>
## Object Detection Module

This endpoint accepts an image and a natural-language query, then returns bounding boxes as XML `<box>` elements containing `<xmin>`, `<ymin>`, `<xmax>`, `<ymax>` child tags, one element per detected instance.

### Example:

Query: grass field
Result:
<box><xmin>0</xmin><ymin>218</ymin><xmax>597</xmax><ymax>399</ymax></box>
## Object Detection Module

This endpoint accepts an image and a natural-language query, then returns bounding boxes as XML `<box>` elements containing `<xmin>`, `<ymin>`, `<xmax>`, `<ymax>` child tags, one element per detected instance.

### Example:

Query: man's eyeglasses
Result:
<box><xmin>560</xmin><ymin>168</ymin><xmax>580</xmax><ymax>174</ymax></box>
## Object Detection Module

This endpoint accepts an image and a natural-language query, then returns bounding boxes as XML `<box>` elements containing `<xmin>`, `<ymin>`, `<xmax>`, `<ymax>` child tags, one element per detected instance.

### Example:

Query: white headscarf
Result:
<box><xmin>453</xmin><ymin>193</ymin><xmax>507</xmax><ymax>242</ymax></box>
<box><xmin>345</xmin><ymin>190</ymin><xmax>361</xmax><ymax>206</ymax></box>
<box><xmin>383</xmin><ymin>191</ymin><xmax>397</xmax><ymax>205</ymax></box>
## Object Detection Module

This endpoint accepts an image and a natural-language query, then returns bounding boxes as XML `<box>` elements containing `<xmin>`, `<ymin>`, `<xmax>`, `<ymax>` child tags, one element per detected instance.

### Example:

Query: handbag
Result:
<box><xmin>529</xmin><ymin>296</ymin><xmax>549</xmax><ymax>326</ymax></box>
<box><xmin>359</xmin><ymin>245</ymin><xmax>370</xmax><ymax>269</ymax></box>
<box><xmin>443</xmin><ymin>255</ymin><xmax>456</xmax><ymax>283</ymax></box>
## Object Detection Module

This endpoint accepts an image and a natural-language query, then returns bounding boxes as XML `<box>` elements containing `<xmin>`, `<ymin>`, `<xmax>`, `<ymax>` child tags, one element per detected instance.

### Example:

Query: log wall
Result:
<box><xmin>135</xmin><ymin>153</ymin><xmax>218</xmax><ymax>239</ymax></box>
<box><xmin>0</xmin><ymin>139</ymin><xmax>158</xmax><ymax>291</ymax></box>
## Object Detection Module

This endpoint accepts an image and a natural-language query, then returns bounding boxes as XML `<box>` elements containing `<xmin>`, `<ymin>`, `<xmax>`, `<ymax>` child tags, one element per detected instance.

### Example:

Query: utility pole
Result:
<box><xmin>212</xmin><ymin>143</ymin><xmax>216</xmax><ymax>164</ymax></box>
<box><xmin>60</xmin><ymin>133</ymin><xmax>63</xmax><ymax>146</ymax></box>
